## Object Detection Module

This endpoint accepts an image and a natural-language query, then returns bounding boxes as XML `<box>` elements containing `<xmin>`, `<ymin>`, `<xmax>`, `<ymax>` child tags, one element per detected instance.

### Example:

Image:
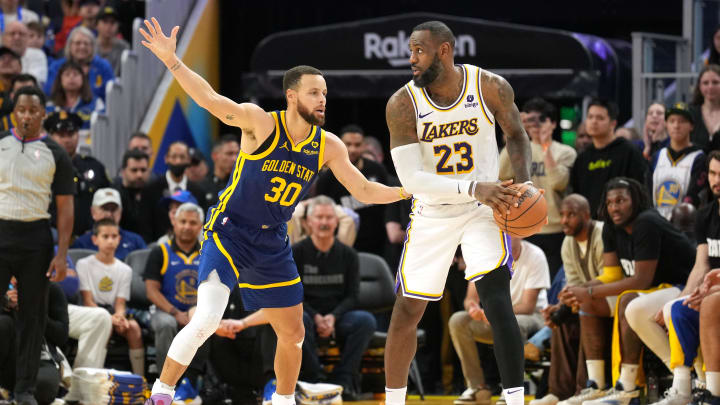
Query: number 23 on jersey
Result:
<box><xmin>434</xmin><ymin>141</ymin><xmax>474</xmax><ymax>175</ymax></box>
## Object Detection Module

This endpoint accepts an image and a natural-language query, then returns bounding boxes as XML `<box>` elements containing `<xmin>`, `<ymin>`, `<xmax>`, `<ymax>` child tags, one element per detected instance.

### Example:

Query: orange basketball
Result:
<box><xmin>492</xmin><ymin>183</ymin><xmax>547</xmax><ymax>238</ymax></box>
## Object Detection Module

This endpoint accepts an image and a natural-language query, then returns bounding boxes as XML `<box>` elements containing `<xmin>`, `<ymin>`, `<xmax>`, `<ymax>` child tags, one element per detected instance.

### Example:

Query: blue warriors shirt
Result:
<box><xmin>204</xmin><ymin>110</ymin><xmax>325</xmax><ymax>234</ymax></box>
<box><xmin>159</xmin><ymin>241</ymin><xmax>200</xmax><ymax>311</ymax></box>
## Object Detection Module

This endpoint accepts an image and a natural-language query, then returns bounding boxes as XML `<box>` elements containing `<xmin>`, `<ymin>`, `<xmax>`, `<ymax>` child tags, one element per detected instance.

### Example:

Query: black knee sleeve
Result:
<box><xmin>474</xmin><ymin>266</ymin><xmax>524</xmax><ymax>388</ymax></box>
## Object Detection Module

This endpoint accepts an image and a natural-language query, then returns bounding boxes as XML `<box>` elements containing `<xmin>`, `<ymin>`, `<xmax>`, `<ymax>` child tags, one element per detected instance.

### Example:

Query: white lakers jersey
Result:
<box><xmin>652</xmin><ymin>147</ymin><xmax>703</xmax><ymax>219</ymax></box>
<box><xmin>405</xmin><ymin>64</ymin><xmax>498</xmax><ymax>205</ymax></box>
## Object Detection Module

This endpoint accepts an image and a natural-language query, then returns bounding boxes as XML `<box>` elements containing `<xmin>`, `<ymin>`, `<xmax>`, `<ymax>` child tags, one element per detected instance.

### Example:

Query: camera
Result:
<box><xmin>550</xmin><ymin>304</ymin><xmax>575</xmax><ymax>325</ymax></box>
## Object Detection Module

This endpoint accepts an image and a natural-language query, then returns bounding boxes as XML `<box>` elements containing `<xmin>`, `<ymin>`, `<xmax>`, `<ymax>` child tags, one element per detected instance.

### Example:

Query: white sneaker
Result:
<box><xmin>582</xmin><ymin>382</ymin><xmax>640</xmax><ymax>405</ymax></box>
<box><xmin>649</xmin><ymin>388</ymin><xmax>691</xmax><ymax>405</ymax></box>
<box><xmin>558</xmin><ymin>381</ymin><xmax>607</xmax><ymax>405</ymax></box>
<box><xmin>454</xmin><ymin>388</ymin><xmax>492</xmax><ymax>405</ymax></box>
<box><xmin>530</xmin><ymin>394</ymin><xmax>560</xmax><ymax>405</ymax></box>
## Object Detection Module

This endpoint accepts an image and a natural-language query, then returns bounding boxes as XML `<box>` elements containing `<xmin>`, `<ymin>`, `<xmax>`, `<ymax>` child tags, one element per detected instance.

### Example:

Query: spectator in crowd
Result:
<box><xmin>0</xmin><ymin>86</ymin><xmax>73</xmax><ymax>405</ymax></box>
<box><xmin>529</xmin><ymin>194</ymin><xmax>604</xmax><ymax>405</ymax></box>
<box><xmin>287</xmin><ymin>195</ymin><xmax>357</xmax><ymax>247</ymax></box>
<box><xmin>696</xmin><ymin>270</ymin><xmax>720</xmax><ymax>405</ymax></box>
<box><xmin>0</xmin><ymin>73</ymin><xmax>36</xmax><ymax>130</ymax></box>
<box><xmin>0</xmin><ymin>0</ymin><xmax>39</xmax><ymax>34</ymax></box>
<box><xmin>2</xmin><ymin>21</ymin><xmax>46</xmax><ymax>85</ymax></box>
<box><xmin>95</xmin><ymin>6</ymin><xmax>128</xmax><ymax>76</ymax></box>
<box><xmin>77</xmin><ymin>0</ymin><xmax>100</xmax><ymax>31</ymax></box>
<box><xmin>642</xmin><ymin>102</ymin><xmax>669</xmax><ymax>160</ymax></box>
<box><xmin>185</xmin><ymin>147</ymin><xmax>208</xmax><ymax>183</ymax></box>
<box><xmin>0</xmin><ymin>45</ymin><xmax>21</xmax><ymax>93</ymax></box>
<box><xmin>0</xmin><ymin>279</ymin><xmax>69</xmax><ymax>405</ymax></box>
<box><xmin>315</xmin><ymin>124</ymin><xmax>389</xmax><ymax>256</ymax></box>
<box><xmin>449</xmin><ymin>237</ymin><xmax>550</xmax><ymax>405</ymax></box>
<box><xmin>52</xmin><ymin>0</ymin><xmax>82</xmax><ymax>56</ymax></box>
<box><xmin>292</xmin><ymin>196</ymin><xmax>376</xmax><ymax>399</ymax></box>
<box><xmin>651</xmin><ymin>102</ymin><xmax>706</xmax><ymax>219</ymax></box>
<box><xmin>76</xmin><ymin>218</ymin><xmax>145</xmax><ymax>376</ymax></box>
<box><xmin>570</xmin><ymin>99</ymin><xmax>648</xmax><ymax>217</ymax></box>
<box><xmin>46</xmin><ymin>60</ymin><xmax>105</xmax><ymax>132</ymax></box>
<box><xmin>148</xmin><ymin>141</ymin><xmax>208</xmax><ymax>239</ymax></box>
<box><xmin>47</xmin><ymin>110</ymin><xmax>110</xmax><ymax>236</ymax></box>
<box><xmin>574</xmin><ymin>121</ymin><xmax>592</xmax><ymax>153</ymax></box>
<box><xmin>200</xmin><ymin>134</ymin><xmax>239</xmax><ymax>207</ymax></box>
<box><xmin>156</xmin><ymin>190</ymin><xmax>201</xmax><ymax>245</ymax></box>
<box><xmin>143</xmin><ymin>202</ymin><xmax>207</xmax><ymax>402</ymax></box>
<box><xmin>645</xmin><ymin>153</ymin><xmax>720</xmax><ymax>405</ymax></box>
<box><xmin>363</xmin><ymin>135</ymin><xmax>384</xmax><ymax>163</ymax></box>
<box><xmin>561</xmin><ymin>178</ymin><xmax>694</xmax><ymax>405</ymax></box>
<box><xmin>500</xmin><ymin>97</ymin><xmax>577</xmax><ymax>278</ymax></box>
<box><xmin>615</xmin><ymin>127</ymin><xmax>643</xmax><ymax>151</ymax></box>
<box><xmin>112</xmin><ymin>149</ymin><xmax>156</xmax><ymax>243</ymax></box>
<box><xmin>209</xmin><ymin>291</ymin><xmax>277</xmax><ymax>404</ymax></box>
<box><xmin>690</xmin><ymin>64</ymin><xmax>720</xmax><ymax>152</ymax></box>
<box><xmin>24</xmin><ymin>22</ymin><xmax>49</xmax><ymax>59</ymax></box>
<box><xmin>127</xmin><ymin>131</ymin><xmax>153</xmax><ymax>159</ymax></box>
<box><xmin>46</xmin><ymin>26</ymin><xmax>115</xmax><ymax>101</ymax></box>
<box><xmin>71</xmin><ymin>188</ymin><xmax>147</xmax><ymax>260</ymax></box>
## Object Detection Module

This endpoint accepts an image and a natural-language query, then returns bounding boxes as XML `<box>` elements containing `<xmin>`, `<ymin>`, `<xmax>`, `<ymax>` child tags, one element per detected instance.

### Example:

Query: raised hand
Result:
<box><xmin>138</xmin><ymin>17</ymin><xmax>180</xmax><ymax>66</ymax></box>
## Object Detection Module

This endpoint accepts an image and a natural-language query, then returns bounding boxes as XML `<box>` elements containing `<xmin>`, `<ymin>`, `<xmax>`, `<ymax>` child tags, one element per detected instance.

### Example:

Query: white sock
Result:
<box><xmin>586</xmin><ymin>359</ymin><xmax>606</xmax><ymax>389</ymax></box>
<box><xmin>707</xmin><ymin>371</ymin><xmax>720</xmax><ymax>397</ymax></box>
<box><xmin>503</xmin><ymin>387</ymin><xmax>525</xmax><ymax>405</ymax></box>
<box><xmin>129</xmin><ymin>348</ymin><xmax>145</xmax><ymax>376</ymax></box>
<box><xmin>272</xmin><ymin>392</ymin><xmax>296</xmax><ymax>405</ymax></box>
<box><xmin>619</xmin><ymin>363</ymin><xmax>639</xmax><ymax>391</ymax></box>
<box><xmin>670</xmin><ymin>366</ymin><xmax>691</xmax><ymax>396</ymax></box>
<box><xmin>151</xmin><ymin>380</ymin><xmax>175</xmax><ymax>397</ymax></box>
<box><xmin>385</xmin><ymin>386</ymin><xmax>407</xmax><ymax>405</ymax></box>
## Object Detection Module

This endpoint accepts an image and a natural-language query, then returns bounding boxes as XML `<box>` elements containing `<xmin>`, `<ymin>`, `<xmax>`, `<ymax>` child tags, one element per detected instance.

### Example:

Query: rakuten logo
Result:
<box><xmin>364</xmin><ymin>31</ymin><xmax>476</xmax><ymax>67</ymax></box>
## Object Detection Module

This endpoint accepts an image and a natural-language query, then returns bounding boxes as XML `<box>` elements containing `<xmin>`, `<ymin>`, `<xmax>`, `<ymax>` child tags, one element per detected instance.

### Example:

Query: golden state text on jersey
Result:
<box><xmin>204</xmin><ymin>110</ymin><xmax>325</xmax><ymax>234</ymax></box>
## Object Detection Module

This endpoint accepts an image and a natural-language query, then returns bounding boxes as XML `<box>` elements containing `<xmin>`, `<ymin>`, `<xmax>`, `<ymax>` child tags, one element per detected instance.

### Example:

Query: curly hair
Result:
<box><xmin>597</xmin><ymin>177</ymin><xmax>652</xmax><ymax>224</ymax></box>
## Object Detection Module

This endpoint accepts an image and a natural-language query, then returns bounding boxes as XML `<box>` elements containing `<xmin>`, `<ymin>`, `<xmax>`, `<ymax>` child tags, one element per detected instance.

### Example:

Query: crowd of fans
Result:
<box><xmin>2</xmin><ymin>2</ymin><xmax>720</xmax><ymax>405</ymax></box>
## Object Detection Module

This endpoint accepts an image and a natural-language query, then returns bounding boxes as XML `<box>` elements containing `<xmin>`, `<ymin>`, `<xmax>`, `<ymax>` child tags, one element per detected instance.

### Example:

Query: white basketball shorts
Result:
<box><xmin>395</xmin><ymin>199</ymin><xmax>512</xmax><ymax>301</ymax></box>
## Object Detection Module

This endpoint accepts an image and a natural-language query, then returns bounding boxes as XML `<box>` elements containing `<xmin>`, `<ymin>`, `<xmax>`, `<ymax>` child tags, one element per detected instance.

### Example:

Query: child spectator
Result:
<box><xmin>75</xmin><ymin>218</ymin><xmax>144</xmax><ymax>376</ymax></box>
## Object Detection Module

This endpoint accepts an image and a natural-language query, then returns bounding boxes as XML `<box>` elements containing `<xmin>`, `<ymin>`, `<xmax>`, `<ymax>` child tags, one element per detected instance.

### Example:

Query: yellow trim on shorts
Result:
<box><xmin>238</xmin><ymin>276</ymin><xmax>301</xmax><ymax>290</ymax></box>
<box><xmin>465</xmin><ymin>230</ymin><xmax>508</xmax><ymax>280</ymax></box>
<box><xmin>397</xmin><ymin>199</ymin><xmax>443</xmax><ymax>299</ymax></box>
<box><xmin>212</xmin><ymin>232</ymin><xmax>240</xmax><ymax>280</ymax></box>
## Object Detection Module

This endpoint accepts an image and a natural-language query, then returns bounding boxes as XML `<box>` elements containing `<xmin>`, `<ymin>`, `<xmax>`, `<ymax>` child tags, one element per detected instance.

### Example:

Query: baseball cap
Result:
<box><xmin>162</xmin><ymin>190</ymin><xmax>198</xmax><ymax>207</ymax></box>
<box><xmin>92</xmin><ymin>188</ymin><xmax>122</xmax><ymax>208</ymax></box>
<box><xmin>44</xmin><ymin>110</ymin><xmax>83</xmax><ymax>133</ymax></box>
<box><xmin>665</xmin><ymin>102</ymin><xmax>694</xmax><ymax>123</ymax></box>
<box><xmin>97</xmin><ymin>6</ymin><xmax>119</xmax><ymax>21</ymax></box>
<box><xmin>0</xmin><ymin>46</ymin><xmax>20</xmax><ymax>61</ymax></box>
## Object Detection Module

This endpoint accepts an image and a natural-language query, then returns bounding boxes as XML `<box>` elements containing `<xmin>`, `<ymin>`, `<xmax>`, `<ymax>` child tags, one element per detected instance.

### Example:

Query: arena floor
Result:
<box><xmin>352</xmin><ymin>395</ymin><xmax>534</xmax><ymax>404</ymax></box>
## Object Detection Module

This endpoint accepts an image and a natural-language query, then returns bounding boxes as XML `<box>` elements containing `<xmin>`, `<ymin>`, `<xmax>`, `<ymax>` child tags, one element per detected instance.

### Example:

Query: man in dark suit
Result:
<box><xmin>146</xmin><ymin>141</ymin><xmax>207</xmax><ymax>239</ymax></box>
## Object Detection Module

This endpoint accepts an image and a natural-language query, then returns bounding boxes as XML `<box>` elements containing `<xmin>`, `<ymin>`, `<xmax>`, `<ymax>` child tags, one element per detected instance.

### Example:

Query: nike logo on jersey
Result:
<box><xmin>418</xmin><ymin>111</ymin><xmax>433</xmax><ymax>119</ymax></box>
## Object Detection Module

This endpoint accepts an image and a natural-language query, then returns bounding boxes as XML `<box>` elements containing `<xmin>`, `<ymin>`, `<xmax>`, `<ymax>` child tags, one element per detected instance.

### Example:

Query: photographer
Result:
<box><xmin>530</xmin><ymin>194</ymin><xmax>605</xmax><ymax>405</ymax></box>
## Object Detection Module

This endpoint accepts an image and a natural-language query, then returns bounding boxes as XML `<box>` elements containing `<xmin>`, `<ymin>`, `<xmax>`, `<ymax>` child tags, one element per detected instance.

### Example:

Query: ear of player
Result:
<box><xmin>493</xmin><ymin>183</ymin><xmax>548</xmax><ymax>237</ymax></box>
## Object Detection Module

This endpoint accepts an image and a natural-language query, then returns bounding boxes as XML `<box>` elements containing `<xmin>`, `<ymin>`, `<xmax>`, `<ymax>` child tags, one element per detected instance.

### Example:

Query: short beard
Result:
<box><xmin>568</xmin><ymin>223</ymin><xmax>584</xmax><ymax>237</ymax></box>
<box><xmin>412</xmin><ymin>55</ymin><xmax>442</xmax><ymax>88</ymax></box>
<box><xmin>297</xmin><ymin>100</ymin><xmax>325</xmax><ymax>126</ymax></box>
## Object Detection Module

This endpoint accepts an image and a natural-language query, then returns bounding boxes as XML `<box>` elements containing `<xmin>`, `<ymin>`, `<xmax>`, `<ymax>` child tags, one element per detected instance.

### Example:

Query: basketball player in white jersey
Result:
<box><xmin>385</xmin><ymin>21</ymin><xmax>532</xmax><ymax>405</ymax></box>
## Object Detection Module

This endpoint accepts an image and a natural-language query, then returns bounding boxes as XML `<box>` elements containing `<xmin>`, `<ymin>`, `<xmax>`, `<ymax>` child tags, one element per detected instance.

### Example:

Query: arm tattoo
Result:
<box><xmin>386</xmin><ymin>89</ymin><xmax>419</xmax><ymax>149</ymax></box>
<box><xmin>493</xmin><ymin>75</ymin><xmax>531</xmax><ymax>182</ymax></box>
<box><xmin>226</xmin><ymin>114</ymin><xmax>234</xmax><ymax>120</ymax></box>
<box><xmin>169</xmin><ymin>61</ymin><xmax>181</xmax><ymax>71</ymax></box>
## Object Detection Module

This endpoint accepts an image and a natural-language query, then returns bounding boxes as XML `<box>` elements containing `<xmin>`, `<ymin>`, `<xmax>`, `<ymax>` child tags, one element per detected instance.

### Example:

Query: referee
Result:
<box><xmin>0</xmin><ymin>86</ymin><xmax>74</xmax><ymax>405</ymax></box>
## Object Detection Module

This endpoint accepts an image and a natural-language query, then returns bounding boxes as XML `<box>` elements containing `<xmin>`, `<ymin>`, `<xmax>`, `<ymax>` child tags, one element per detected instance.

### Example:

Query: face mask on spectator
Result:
<box><xmin>168</xmin><ymin>163</ymin><xmax>188</xmax><ymax>177</ymax></box>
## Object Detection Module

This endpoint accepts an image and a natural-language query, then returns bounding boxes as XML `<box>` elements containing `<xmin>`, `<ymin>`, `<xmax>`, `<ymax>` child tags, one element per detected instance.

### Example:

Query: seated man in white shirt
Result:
<box><xmin>2</xmin><ymin>21</ymin><xmax>46</xmax><ymax>85</ymax></box>
<box><xmin>449</xmin><ymin>237</ymin><xmax>551</xmax><ymax>405</ymax></box>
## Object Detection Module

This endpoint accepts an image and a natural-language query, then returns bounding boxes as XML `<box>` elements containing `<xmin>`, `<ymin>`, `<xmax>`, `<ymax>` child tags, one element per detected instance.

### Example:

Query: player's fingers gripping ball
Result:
<box><xmin>493</xmin><ymin>182</ymin><xmax>547</xmax><ymax>237</ymax></box>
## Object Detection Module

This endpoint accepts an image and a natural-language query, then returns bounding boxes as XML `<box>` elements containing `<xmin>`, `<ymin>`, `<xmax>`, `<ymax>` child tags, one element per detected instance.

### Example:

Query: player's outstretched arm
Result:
<box><xmin>323</xmin><ymin>133</ymin><xmax>408</xmax><ymax>204</ymax></box>
<box><xmin>139</xmin><ymin>17</ymin><xmax>265</xmax><ymax>129</ymax></box>
<box><xmin>482</xmin><ymin>71</ymin><xmax>531</xmax><ymax>182</ymax></box>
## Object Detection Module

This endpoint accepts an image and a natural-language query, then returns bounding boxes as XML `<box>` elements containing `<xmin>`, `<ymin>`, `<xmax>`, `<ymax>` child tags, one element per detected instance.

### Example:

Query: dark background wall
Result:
<box><xmin>218</xmin><ymin>0</ymin><xmax>683</xmax><ymax>140</ymax></box>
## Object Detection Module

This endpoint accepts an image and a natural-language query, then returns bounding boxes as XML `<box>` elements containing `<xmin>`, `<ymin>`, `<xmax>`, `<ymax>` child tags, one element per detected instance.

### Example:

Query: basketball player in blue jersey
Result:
<box><xmin>385</xmin><ymin>21</ymin><xmax>532</xmax><ymax>405</ymax></box>
<box><xmin>139</xmin><ymin>18</ymin><xmax>409</xmax><ymax>405</ymax></box>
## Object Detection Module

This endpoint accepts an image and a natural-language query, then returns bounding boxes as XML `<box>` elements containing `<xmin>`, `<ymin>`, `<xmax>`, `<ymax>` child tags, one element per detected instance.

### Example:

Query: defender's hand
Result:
<box><xmin>139</xmin><ymin>17</ymin><xmax>180</xmax><ymax>66</ymax></box>
<box><xmin>473</xmin><ymin>180</ymin><xmax>520</xmax><ymax>213</ymax></box>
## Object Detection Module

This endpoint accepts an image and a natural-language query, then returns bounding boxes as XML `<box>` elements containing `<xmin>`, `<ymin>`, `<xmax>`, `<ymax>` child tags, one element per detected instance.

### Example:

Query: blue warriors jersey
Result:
<box><xmin>204</xmin><ymin>110</ymin><xmax>325</xmax><ymax>234</ymax></box>
<box><xmin>159</xmin><ymin>241</ymin><xmax>200</xmax><ymax>311</ymax></box>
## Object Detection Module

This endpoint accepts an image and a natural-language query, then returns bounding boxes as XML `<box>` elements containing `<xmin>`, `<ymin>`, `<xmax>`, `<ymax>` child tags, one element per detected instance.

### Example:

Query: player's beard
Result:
<box><xmin>413</xmin><ymin>54</ymin><xmax>442</xmax><ymax>88</ymax></box>
<box><xmin>297</xmin><ymin>100</ymin><xmax>325</xmax><ymax>126</ymax></box>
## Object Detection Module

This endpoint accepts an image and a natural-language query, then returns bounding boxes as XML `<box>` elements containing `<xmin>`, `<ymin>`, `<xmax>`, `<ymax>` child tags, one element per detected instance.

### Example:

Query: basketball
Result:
<box><xmin>493</xmin><ymin>183</ymin><xmax>547</xmax><ymax>238</ymax></box>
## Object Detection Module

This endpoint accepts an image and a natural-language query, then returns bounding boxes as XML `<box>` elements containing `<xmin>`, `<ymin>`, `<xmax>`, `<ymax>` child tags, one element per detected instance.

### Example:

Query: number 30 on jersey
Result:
<box><xmin>434</xmin><ymin>141</ymin><xmax>474</xmax><ymax>175</ymax></box>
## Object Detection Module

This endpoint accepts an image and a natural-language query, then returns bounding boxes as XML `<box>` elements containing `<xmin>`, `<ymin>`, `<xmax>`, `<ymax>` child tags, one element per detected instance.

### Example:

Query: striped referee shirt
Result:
<box><xmin>0</xmin><ymin>129</ymin><xmax>75</xmax><ymax>221</ymax></box>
